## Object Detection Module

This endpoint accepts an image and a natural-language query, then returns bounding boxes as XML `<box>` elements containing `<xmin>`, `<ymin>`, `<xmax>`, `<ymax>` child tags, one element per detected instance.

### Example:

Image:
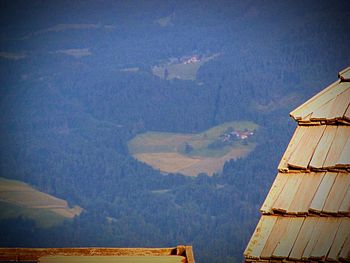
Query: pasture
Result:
<box><xmin>0</xmin><ymin>177</ymin><xmax>83</xmax><ymax>227</ymax></box>
<box><xmin>128</xmin><ymin>121</ymin><xmax>258</xmax><ymax>176</ymax></box>
<box><xmin>152</xmin><ymin>54</ymin><xmax>219</xmax><ymax>80</ymax></box>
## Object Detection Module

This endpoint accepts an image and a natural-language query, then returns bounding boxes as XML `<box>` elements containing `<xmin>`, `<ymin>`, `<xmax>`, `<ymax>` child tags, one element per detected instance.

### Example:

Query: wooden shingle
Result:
<box><xmin>288</xmin><ymin>172</ymin><xmax>324</xmax><ymax>214</ymax></box>
<box><xmin>260</xmin><ymin>173</ymin><xmax>289</xmax><ymax>214</ymax></box>
<box><xmin>244</xmin><ymin>216</ymin><xmax>278</xmax><ymax>259</ymax></box>
<box><xmin>327</xmin><ymin>218</ymin><xmax>350</xmax><ymax>261</ymax></box>
<box><xmin>329</xmin><ymin>88</ymin><xmax>350</xmax><ymax>120</ymax></box>
<box><xmin>309</xmin><ymin>172</ymin><xmax>337</xmax><ymax>213</ymax></box>
<box><xmin>290</xmin><ymin>80</ymin><xmax>341</xmax><ymax>121</ymax></box>
<box><xmin>301</xmin><ymin>218</ymin><xmax>325</xmax><ymax>259</ymax></box>
<box><xmin>323</xmin><ymin>173</ymin><xmax>350</xmax><ymax>214</ymax></box>
<box><xmin>290</xmin><ymin>81</ymin><xmax>350</xmax><ymax>123</ymax></box>
<box><xmin>278</xmin><ymin>125</ymin><xmax>350</xmax><ymax>171</ymax></box>
<box><xmin>323</xmin><ymin>126</ymin><xmax>350</xmax><ymax>168</ymax></box>
<box><xmin>278</xmin><ymin>126</ymin><xmax>308</xmax><ymax>172</ymax></box>
<box><xmin>345</xmin><ymin>103</ymin><xmax>350</xmax><ymax>121</ymax></box>
<box><xmin>290</xmin><ymin>81</ymin><xmax>350</xmax><ymax>124</ymax></box>
<box><xmin>309</xmin><ymin>126</ymin><xmax>337</xmax><ymax>169</ymax></box>
<box><xmin>260</xmin><ymin>172</ymin><xmax>349</xmax><ymax>216</ymax></box>
<box><xmin>339</xmin><ymin>66</ymin><xmax>350</xmax><ymax>81</ymax></box>
<box><xmin>272</xmin><ymin>174</ymin><xmax>304</xmax><ymax>213</ymax></box>
<box><xmin>310</xmin><ymin>218</ymin><xmax>341</xmax><ymax>259</ymax></box>
<box><xmin>272</xmin><ymin>217</ymin><xmax>304</xmax><ymax>259</ymax></box>
<box><xmin>289</xmin><ymin>217</ymin><xmax>319</xmax><ymax>260</ymax></box>
<box><xmin>339</xmin><ymin>185</ymin><xmax>350</xmax><ymax>214</ymax></box>
<box><xmin>336</xmin><ymin>135</ymin><xmax>350</xmax><ymax>167</ymax></box>
<box><xmin>288</xmin><ymin>126</ymin><xmax>325</xmax><ymax>169</ymax></box>
<box><xmin>261</xmin><ymin>217</ymin><xmax>290</xmax><ymax>259</ymax></box>
<box><xmin>244</xmin><ymin>67</ymin><xmax>350</xmax><ymax>263</ymax></box>
<box><xmin>339</xmin><ymin>234</ymin><xmax>350</xmax><ymax>261</ymax></box>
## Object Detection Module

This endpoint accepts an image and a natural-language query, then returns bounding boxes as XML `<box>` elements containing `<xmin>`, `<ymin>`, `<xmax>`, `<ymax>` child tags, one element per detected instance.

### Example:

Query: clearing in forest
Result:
<box><xmin>0</xmin><ymin>177</ymin><xmax>83</xmax><ymax>227</ymax></box>
<box><xmin>128</xmin><ymin>121</ymin><xmax>258</xmax><ymax>176</ymax></box>
<box><xmin>152</xmin><ymin>53</ymin><xmax>220</xmax><ymax>80</ymax></box>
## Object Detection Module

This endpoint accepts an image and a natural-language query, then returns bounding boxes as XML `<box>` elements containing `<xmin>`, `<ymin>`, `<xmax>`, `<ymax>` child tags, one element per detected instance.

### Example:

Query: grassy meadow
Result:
<box><xmin>152</xmin><ymin>54</ymin><xmax>219</xmax><ymax>80</ymax></box>
<box><xmin>128</xmin><ymin>121</ymin><xmax>258</xmax><ymax>176</ymax></box>
<box><xmin>0</xmin><ymin>177</ymin><xmax>83</xmax><ymax>227</ymax></box>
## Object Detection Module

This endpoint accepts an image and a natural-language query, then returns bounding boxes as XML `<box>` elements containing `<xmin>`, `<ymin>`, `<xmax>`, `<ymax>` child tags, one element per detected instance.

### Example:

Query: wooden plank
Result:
<box><xmin>309</xmin><ymin>97</ymin><xmax>335</xmax><ymax>120</ymax></box>
<box><xmin>339</xmin><ymin>66</ymin><xmax>350</xmax><ymax>81</ymax></box>
<box><xmin>309</xmin><ymin>126</ymin><xmax>337</xmax><ymax>168</ymax></box>
<box><xmin>323</xmin><ymin>126</ymin><xmax>350</xmax><ymax>168</ymax></box>
<box><xmin>323</xmin><ymin>173</ymin><xmax>350</xmax><ymax>214</ymax></box>
<box><xmin>0</xmin><ymin>248</ymin><xmax>176</xmax><ymax>261</ymax></box>
<box><xmin>38</xmin><ymin>255</ymin><xmax>186</xmax><ymax>263</ymax></box>
<box><xmin>260</xmin><ymin>173</ymin><xmax>289</xmax><ymax>213</ymax></box>
<box><xmin>339</xmin><ymin>183</ymin><xmax>350</xmax><ymax>214</ymax></box>
<box><xmin>272</xmin><ymin>217</ymin><xmax>304</xmax><ymax>258</ymax></box>
<box><xmin>260</xmin><ymin>217</ymin><xmax>290</xmax><ymax>259</ymax></box>
<box><xmin>288</xmin><ymin>126</ymin><xmax>326</xmax><ymax>169</ymax></box>
<box><xmin>302</xmin><ymin>218</ymin><xmax>324</xmax><ymax>259</ymax></box>
<box><xmin>336</xmin><ymin>134</ymin><xmax>350</xmax><ymax>167</ymax></box>
<box><xmin>244</xmin><ymin>216</ymin><xmax>278</xmax><ymax>259</ymax></box>
<box><xmin>288</xmin><ymin>172</ymin><xmax>324</xmax><ymax>214</ymax></box>
<box><xmin>345</xmin><ymin>102</ymin><xmax>350</xmax><ymax>120</ymax></box>
<box><xmin>309</xmin><ymin>172</ymin><xmax>337</xmax><ymax>213</ymax></box>
<box><xmin>293</xmin><ymin>82</ymin><xmax>347</xmax><ymax>122</ymax></box>
<box><xmin>339</xmin><ymin>234</ymin><xmax>350</xmax><ymax>261</ymax></box>
<box><xmin>327</xmin><ymin>218</ymin><xmax>350</xmax><ymax>261</ymax></box>
<box><xmin>289</xmin><ymin>217</ymin><xmax>319</xmax><ymax>260</ymax></box>
<box><xmin>290</xmin><ymin>80</ymin><xmax>341</xmax><ymax>120</ymax></box>
<box><xmin>300</xmin><ymin>113</ymin><xmax>313</xmax><ymax>123</ymax></box>
<box><xmin>329</xmin><ymin>87</ymin><xmax>350</xmax><ymax>119</ymax></box>
<box><xmin>278</xmin><ymin>127</ymin><xmax>307</xmax><ymax>171</ymax></box>
<box><xmin>272</xmin><ymin>173</ymin><xmax>304</xmax><ymax>213</ymax></box>
<box><xmin>185</xmin><ymin>246</ymin><xmax>195</xmax><ymax>263</ymax></box>
<box><xmin>310</xmin><ymin>218</ymin><xmax>342</xmax><ymax>259</ymax></box>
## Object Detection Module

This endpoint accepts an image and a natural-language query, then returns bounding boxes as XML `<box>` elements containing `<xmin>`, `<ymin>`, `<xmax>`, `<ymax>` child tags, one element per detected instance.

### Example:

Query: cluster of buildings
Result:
<box><xmin>183</xmin><ymin>55</ymin><xmax>200</xmax><ymax>64</ymax></box>
<box><xmin>221</xmin><ymin>130</ymin><xmax>254</xmax><ymax>142</ymax></box>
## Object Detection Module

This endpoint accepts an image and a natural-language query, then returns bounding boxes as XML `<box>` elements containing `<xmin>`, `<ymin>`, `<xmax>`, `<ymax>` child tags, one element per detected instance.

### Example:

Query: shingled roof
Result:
<box><xmin>244</xmin><ymin>67</ymin><xmax>350</xmax><ymax>263</ymax></box>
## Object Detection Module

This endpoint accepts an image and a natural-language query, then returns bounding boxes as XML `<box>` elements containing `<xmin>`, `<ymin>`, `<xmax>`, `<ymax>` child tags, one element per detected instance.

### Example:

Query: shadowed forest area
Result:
<box><xmin>0</xmin><ymin>1</ymin><xmax>349</xmax><ymax>262</ymax></box>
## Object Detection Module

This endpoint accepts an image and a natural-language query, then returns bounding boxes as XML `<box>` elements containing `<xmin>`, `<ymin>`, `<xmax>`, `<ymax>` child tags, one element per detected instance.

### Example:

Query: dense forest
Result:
<box><xmin>0</xmin><ymin>1</ymin><xmax>349</xmax><ymax>262</ymax></box>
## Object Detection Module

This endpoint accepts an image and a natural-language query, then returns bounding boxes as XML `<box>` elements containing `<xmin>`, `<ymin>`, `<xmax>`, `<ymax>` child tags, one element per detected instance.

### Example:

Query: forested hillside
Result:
<box><xmin>0</xmin><ymin>1</ymin><xmax>349</xmax><ymax>262</ymax></box>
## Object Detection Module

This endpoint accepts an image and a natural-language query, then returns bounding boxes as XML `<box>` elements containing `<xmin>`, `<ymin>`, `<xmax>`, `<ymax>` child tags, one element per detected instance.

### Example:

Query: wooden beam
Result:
<box><xmin>0</xmin><ymin>247</ymin><xmax>178</xmax><ymax>262</ymax></box>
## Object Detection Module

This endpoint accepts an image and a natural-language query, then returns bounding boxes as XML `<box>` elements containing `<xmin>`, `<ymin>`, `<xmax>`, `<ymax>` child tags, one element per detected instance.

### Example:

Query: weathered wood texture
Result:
<box><xmin>339</xmin><ymin>66</ymin><xmax>350</xmax><ymax>81</ymax></box>
<box><xmin>0</xmin><ymin>247</ymin><xmax>195</xmax><ymax>263</ymax></box>
<box><xmin>261</xmin><ymin>172</ymin><xmax>349</xmax><ymax>215</ymax></box>
<box><xmin>290</xmin><ymin>77</ymin><xmax>350</xmax><ymax>124</ymax></box>
<box><xmin>244</xmin><ymin>216</ymin><xmax>278</xmax><ymax>259</ymax></box>
<box><xmin>244</xmin><ymin>216</ymin><xmax>350</xmax><ymax>262</ymax></box>
<box><xmin>278</xmin><ymin>125</ymin><xmax>350</xmax><ymax>171</ymax></box>
<box><xmin>245</xmin><ymin>67</ymin><xmax>350</xmax><ymax>263</ymax></box>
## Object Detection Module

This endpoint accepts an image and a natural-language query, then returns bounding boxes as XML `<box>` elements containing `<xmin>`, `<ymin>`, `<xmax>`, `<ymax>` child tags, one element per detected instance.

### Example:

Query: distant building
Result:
<box><xmin>183</xmin><ymin>56</ymin><xmax>199</xmax><ymax>64</ymax></box>
<box><xmin>244</xmin><ymin>67</ymin><xmax>350</xmax><ymax>263</ymax></box>
<box><xmin>221</xmin><ymin>130</ymin><xmax>254</xmax><ymax>142</ymax></box>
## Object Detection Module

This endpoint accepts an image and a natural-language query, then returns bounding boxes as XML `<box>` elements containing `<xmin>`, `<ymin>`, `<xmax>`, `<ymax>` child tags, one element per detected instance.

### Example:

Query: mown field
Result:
<box><xmin>0</xmin><ymin>177</ymin><xmax>83</xmax><ymax>227</ymax></box>
<box><xmin>128</xmin><ymin>121</ymin><xmax>258</xmax><ymax>176</ymax></box>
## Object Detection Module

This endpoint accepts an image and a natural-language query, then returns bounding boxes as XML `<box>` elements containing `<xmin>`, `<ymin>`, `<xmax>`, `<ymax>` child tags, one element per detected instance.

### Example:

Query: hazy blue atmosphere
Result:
<box><xmin>0</xmin><ymin>0</ymin><xmax>349</xmax><ymax>262</ymax></box>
